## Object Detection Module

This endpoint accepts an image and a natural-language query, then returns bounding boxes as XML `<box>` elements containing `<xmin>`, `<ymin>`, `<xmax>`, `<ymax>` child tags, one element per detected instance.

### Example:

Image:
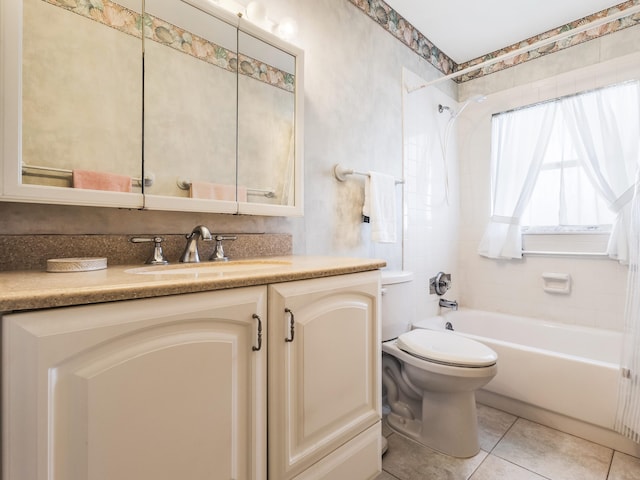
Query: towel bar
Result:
<box><xmin>22</xmin><ymin>163</ymin><xmax>153</xmax><ymax>187</ymax></box>
<box><xmin>333</xmin><ymin>163</ymin><xmax>404</xmax><ymax>184</ymax></box>
<box><xmin>176</xmin><ymin>178</ymin><xmax>275</xmax><ymax>198</ymax></box>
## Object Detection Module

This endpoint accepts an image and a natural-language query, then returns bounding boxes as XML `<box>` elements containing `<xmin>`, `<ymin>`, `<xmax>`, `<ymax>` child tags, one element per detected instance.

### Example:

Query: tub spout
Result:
<box><xmin>439</xmin><ymin>298</ymin><xmax>458</xmax><ymax>311</ymax></box>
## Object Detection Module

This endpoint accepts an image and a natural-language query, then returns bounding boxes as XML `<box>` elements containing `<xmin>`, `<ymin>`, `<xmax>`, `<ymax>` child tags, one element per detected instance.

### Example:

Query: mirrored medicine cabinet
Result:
<box><xmin>0</xmin><ymin>0</ymin><xmax>303</xmax><ymax>216</ymax></box>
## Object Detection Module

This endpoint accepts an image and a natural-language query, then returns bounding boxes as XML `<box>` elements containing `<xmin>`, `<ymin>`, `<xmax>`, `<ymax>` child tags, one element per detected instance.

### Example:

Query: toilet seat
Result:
<box><xmin>397</xmin><ymin>329</ymin><xmax>497</xmax><ymax>368</ymax></box>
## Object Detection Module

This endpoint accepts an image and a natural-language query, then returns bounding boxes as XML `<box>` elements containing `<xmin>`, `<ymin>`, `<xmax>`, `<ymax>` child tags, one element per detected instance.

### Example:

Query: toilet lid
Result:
<box><xmin>396</xmin><ymin>329</ymin><xmax>497</xmax><ymax>367</ymax></box>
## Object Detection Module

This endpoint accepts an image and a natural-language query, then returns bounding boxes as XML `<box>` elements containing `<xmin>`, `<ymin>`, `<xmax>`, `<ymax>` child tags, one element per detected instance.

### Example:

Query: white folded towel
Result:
<box><xmin>363</xmin><ymin>171</ymin><xmax>397</xmax><ymax>243</ymax></box>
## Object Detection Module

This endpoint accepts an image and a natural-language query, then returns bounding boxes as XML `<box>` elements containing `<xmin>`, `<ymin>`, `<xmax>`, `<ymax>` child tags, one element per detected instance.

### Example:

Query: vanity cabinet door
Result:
<box><xmin>2</xmin><ymin>287</ymin><xmax>267</xmax><ymax>480</ymax></box>
<box><xmin>268</xmin><ymin>271</ymin><xmax>381</xmax><ymax>480</ymax></box>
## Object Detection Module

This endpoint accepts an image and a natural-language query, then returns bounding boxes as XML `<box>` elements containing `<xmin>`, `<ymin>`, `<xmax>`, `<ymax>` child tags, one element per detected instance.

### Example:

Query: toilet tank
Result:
<box><xmin>381</xmin><ymin>271</ymin><xmax>414</xmax><ymax>342</ymax></box>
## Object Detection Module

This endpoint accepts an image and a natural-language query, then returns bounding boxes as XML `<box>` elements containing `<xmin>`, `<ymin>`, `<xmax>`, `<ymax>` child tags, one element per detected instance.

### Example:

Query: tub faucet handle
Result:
<box><xmin>430</xmin><ymin>272</ymin><xmax>452</xmax><ymax>295</ymax></box>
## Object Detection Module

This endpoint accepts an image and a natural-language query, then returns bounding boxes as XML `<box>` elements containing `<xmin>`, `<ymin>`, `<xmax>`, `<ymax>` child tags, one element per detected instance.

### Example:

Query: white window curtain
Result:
<box><xmin>615</xmin><ymin>173</ymin><xmax>640</xmax><ymax>442</ymax></box>
<box><xmin>562</xmin><ymin>82</ymin><xmax>640</xmax><ymax>264</ymax></box>
<box><xmin>477</xmin><ymin>103</ymin><xmax>558</xmax><ymax>259</ymax></box>
<box><xmin>479</xmin><ymin>81</ymin><xmax>640</xmax><ymax>261</ymax></box>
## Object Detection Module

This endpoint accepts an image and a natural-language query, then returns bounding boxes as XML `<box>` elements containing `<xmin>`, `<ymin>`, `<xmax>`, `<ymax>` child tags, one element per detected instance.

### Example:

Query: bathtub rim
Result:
<box><xmin>414</xmin><ymin>307</ymin><xmax>623</xmax><ymax>366</ymax></box>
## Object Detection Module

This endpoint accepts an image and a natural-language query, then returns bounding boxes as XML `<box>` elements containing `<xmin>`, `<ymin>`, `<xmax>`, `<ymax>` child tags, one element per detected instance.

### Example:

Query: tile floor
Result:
<box><xmin>377</xmin><ymin>404</ymin><xmax>640</xmax><ymax>480</ymax></box>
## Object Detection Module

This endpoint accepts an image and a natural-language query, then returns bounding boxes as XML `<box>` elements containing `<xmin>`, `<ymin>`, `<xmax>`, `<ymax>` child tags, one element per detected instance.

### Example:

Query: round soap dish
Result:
<box><xmin>47</xmin><ymin>257</ymin><xmax>107</xmax><ymax>273</ymax></box>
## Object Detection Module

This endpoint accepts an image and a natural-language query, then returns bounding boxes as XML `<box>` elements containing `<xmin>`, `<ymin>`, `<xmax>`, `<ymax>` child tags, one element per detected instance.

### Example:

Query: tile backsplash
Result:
<box><xmin>0</xmin><ymin>233</ymin><xmax>292</xmax><ymax>271</ymax></box>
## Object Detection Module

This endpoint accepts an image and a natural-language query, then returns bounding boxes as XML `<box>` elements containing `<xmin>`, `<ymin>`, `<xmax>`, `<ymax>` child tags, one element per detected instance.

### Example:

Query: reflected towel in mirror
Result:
<box><xmin>189</xmin><ymin>181</ymin><xmax>248</xmax><ymax>202</ymax></box>
<box><xmin>72</xmin><ymin>169</ymin><xmax>133</xmax><ymax>192</ymax></box>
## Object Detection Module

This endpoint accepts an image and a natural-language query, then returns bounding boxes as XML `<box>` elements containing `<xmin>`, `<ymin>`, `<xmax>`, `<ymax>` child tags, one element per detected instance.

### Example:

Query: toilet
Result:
<box><xmin>380</xmin><ymin>271</ymin><xmax>497</xmax><ymax>458</ymax></box>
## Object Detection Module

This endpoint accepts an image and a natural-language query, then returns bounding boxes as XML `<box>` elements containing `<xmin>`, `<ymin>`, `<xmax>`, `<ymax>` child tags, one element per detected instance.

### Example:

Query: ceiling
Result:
<box><xmin>383</xmin><ymin>0</ymin><xmax>625</xmax><ymax>64</ymax></box>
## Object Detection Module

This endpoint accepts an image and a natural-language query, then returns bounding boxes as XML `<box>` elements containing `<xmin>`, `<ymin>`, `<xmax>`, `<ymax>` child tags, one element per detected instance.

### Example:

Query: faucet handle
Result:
<box><xmin>430</xmin><ymin>272</ymin><xmax>452</xmax><ymax>295</ymax></box>
<box><xmin>210</xmin><ymin>235</ymin><xmax>237</xmax><ymax>262</ymax></box>
<box><xmin>130</xmin><ymin>236</ymin><xmax>169</xmax><ymax>265</ymax></box>
<box><xmin>215</xmin><ymin>235</ymin><xmax>237</xmax><ymax>242</ymax></box>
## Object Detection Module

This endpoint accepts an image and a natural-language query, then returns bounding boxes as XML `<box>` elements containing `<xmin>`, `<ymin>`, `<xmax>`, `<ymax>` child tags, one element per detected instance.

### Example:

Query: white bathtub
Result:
<box><xmin>414</xmin><ymin>309</ymin><xmax>622</xmax><ymax>430</ymax></box>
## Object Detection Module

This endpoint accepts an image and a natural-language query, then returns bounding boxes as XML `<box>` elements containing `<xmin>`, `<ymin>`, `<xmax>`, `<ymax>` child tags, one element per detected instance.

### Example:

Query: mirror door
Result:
<box><xmin>3</xmin><ymin>0</ymin><xmax>144</xmax><ymax>208</ymax></box>
<box><xmin>142</xmin><ymin>0</ymin><xmax>238</xmax><ymax>213</ymax></box>
<box><xmin>237</xmin><ymin>27</ymin><xmax>303</xmax><ymax>216</ymax></box>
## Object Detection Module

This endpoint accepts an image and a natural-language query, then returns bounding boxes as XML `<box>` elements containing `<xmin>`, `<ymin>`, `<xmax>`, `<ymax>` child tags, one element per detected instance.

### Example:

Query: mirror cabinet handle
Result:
<box><xmin>284</xmin><ymin>308</ymin><xmax>295</xmax><ymax>343</ymax></box>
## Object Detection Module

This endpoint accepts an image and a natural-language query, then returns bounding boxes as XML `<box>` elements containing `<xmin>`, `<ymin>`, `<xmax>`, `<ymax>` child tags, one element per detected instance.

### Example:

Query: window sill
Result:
<box><xmin>521</xmin><ymin>225</ymin><xmax>611</xmax><ymax>235</ymax></box>
<box><xmin>521</xmin><ymin>231</ymin><xmax>610</xmax><ymax>257</ymax></box>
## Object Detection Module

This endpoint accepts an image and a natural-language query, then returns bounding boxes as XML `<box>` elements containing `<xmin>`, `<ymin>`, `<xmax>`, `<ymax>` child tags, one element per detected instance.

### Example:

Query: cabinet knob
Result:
<box><xmin>284</xmin><ymin>308</ymin><xmax>295</xmax><ymax>343</ymax></box>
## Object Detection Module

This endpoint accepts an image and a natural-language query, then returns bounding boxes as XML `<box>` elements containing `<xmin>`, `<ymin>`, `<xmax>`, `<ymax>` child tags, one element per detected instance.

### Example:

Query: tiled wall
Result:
<box><xmin>401</xmin><ymin>68</ymin><xmax>460</xmax><ymax>320</ymax></box>
<box><xmin>456</xmin><ymin>46</ymin><xmax>640</xmax><ymax>331</ymax></box>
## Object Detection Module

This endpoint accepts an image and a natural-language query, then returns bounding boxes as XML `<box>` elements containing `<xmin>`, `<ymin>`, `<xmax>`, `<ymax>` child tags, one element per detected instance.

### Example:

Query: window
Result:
<box><xmin>520</xmin><ymin>82</ymin><xmax>639</xmax><ymax>231</ymax></box>
<box><xmin>521</xmin><ymin>114</ymin><xmax>615</xmax><ymax>230</ymax></box>
<box><xmin>478</xmin><ymin>80</ymin><xmax>640</xmax><ymax>261</ymax></box>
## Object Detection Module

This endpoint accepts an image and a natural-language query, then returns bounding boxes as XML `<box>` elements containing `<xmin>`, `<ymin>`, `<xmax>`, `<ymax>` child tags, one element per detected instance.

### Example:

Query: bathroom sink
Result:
<box><xmin>125</xmin><ymin>259</ymin><xmax>292</xmax><ymax>276</ymax></box>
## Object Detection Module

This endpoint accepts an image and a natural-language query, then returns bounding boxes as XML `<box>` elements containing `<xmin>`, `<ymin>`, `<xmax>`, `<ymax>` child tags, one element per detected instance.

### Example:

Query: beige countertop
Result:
<box><xmin>0</xmin><ymin>256</ymin><xmax>386</xmax><ymax>312</ymax></box>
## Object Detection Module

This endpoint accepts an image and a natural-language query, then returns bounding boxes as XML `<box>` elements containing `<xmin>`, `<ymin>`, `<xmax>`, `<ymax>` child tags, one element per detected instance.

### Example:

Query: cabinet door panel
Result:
<box><xmin>292</xmin><ymin>423</ymin><xmax>381</xmax><ymax>480</ymax></box>
<box><xmin>3</xmin><ymin>287</ymin><xmax>266</xmax><ymax>480</ymax></box>
<box><xmin>54</xmin><ymin>326</ymin><xmax>239</xmax><ymax>480</ymax></box>
<box><xmin>301</xmin><ymin>294</ymin><xmax>374</xmax><ymax>437</ymax></box>
<box><xmin>268</xmin><ymin>271</ymin><xmax>381</xmax><ymax>480</ymax></box>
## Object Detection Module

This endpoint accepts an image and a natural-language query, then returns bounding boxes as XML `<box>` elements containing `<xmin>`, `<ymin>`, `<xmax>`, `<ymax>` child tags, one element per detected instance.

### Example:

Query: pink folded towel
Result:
<box><xmin>237</xmin><ymin>185</ymin><xmax>248</xmax><ymax>202</ymax></box>
<box><xmin>190</xmin><ymin>181</ymin><xmax>248</xmax><ymax>202</ymax></box>
<box><xmin>72</xmin><ymin>169</ymin><xmax>133</xmax><ymax>193</ymax></box>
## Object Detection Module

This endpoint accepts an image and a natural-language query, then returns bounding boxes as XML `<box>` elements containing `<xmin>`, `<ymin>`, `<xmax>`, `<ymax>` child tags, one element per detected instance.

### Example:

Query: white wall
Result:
<box><xmin>456</xmin><ymin>27</ymin><xmax>640</xmax><ymax>331</ymax></box>
<box><xmin>274</xmin><ymin>0</ymin><xmax>455</xmax><ymax>269</ymax></box>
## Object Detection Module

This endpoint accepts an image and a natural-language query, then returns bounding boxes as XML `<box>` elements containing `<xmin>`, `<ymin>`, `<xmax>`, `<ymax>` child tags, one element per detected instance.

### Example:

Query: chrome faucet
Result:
<box><xmin>179</xmin><ymin>225</ymin><xmax>213</xmax><ymax>263</ymax></box>
<box><xmin>439</xmin><ymin>298</ymin><xmax>458</xmax><ymax>311</ymax></box>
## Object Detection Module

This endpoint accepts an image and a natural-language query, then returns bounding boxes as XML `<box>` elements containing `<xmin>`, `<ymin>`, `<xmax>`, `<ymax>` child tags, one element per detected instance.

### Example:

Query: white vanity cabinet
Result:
<box><xmin>2</xmin><ymin>269</ymin><xmax>381</xmax><ymax>480</ymax></box>
<box><xmin>2</xmin><ymin>287</ymin><xmax>267</xmax><ymax>480</ymax></box>
<box><xmin>268</xmin><ymin>271</ymin><xmax>382</xmax><ymax>480</ymax></box>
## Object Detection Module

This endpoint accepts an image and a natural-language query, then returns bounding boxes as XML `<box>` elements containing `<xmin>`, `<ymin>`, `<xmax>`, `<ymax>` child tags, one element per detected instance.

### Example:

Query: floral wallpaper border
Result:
<box><xmin>455</xmin><ymin>0</ymin><xmax>640</xmax><ymax>82</ymax></box>
<box><xmin>39</xmin><ymin>0</ymin><xmax>640</xmax><ymax>85</ymax></box>
<box><xmin>348</xmin><ymin>0</ymin><xmax>455</xmax><ymax>75</ymax></box>
<box><xmin>41</xmin><ymin>0</ymin><xmax>295</xmax><ymax>93</ymax></box>
<box><xmin>348</xmin><ymin>0</ymin><xmax>640</xmax><ymax>83</ymax></box>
